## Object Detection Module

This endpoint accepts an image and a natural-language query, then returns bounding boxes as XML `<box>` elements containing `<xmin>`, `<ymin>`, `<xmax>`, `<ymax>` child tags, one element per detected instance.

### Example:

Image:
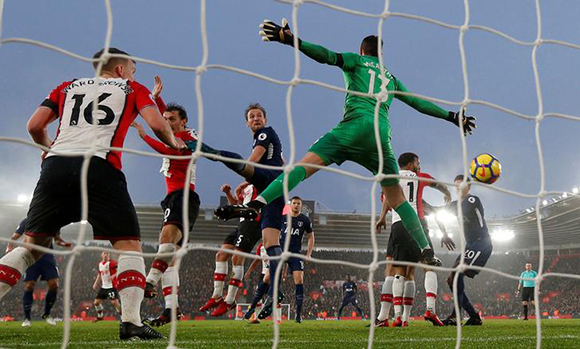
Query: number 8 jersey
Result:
<box><xmin>391</xmin><ymin>169</ymin><xmax>419</xmax><ymax>224</ymax></box>
<box><xmin>41</xmin><ymin>77</ymin><xmax>157</xmax><ymax>170</ymax></box>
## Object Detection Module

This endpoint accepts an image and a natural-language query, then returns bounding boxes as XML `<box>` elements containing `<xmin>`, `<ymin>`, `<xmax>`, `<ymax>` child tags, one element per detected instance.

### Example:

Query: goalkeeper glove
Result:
<box><xmin>448</xmin><ymin>109</ymin><xmax>476</xmax><ymax>135</ymax></box>
<box><xmin>259</xmin><ymin>18</ymin><xmax>298</xmax><ymax>46</ymax></box>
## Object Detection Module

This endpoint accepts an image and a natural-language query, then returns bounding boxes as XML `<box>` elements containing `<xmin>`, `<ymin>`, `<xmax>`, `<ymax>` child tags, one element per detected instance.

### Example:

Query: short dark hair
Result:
<box><xmin>166</xmin><ymin>103</ymin><xmax>188</xmax><ymax>122</ymax></box>
<box><xmin>454</xmin><ymin>174</ymin><xmax>471</xmax><ymax>182</ymax></box>
<box><xmin>360</xmin><ymin>35</ymin><xmax>383</xmax><ymax>57</ymax></box>
<box><xmin>291</xmin><ymin>196</ymin><xmax>302</xmax><ymax>202</ymax></box>
<box><xmin>398</xmin><ymin>152</ymin><xmax>418</xmax><ymax>168</ymax></box>
<box><xmin>245</xmin><ymin>103</ymin><xmax>267</xmax><ymax>120</ymax></box>
<box><xmin>92</xmin><ymin>47</ymin><xmax>134</xmax><ymax>71</ymax></box>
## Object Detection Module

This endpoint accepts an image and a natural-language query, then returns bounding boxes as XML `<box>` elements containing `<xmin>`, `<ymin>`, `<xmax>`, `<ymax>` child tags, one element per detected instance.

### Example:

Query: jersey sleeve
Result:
<box><xmin>305</xmin><ymin>217</ymin><xmax>313</xmax><ymax>234</ymax></box>
<box><xmin>298</xmin><ymin>40</ymin><xmax>347</xmax><ymax>68</ymax></box>
<box><xmin>15</xmin><ymin>219</ymin><xmax>26</xmax><ymax>235</ymax></box>
<box><xmin>340</xmin><ymin>52</ymin><xmax>360</xmax><ymax>71</ymax></box>
<box><xmin>109</xmin><ymin>260</ymin><xmax>118</xmax><ymax>276</ymax></box>
<box><xmin>519</xmin><ymin>272</ymin><xmax>525</xmax><ymax>284</ymax></box>
<box><xmin>143</xmin><ymin>135</ymin><xmax>177</xmax><ymax>155</ymax></box>
<box><xmin>40</xmin><ymin>81</ymin><xmax>71</xmax><ymax>114</ymax></box>
<box><xmin>254</xmin><ymin>128</ymin><xmax>273</xmax><ymax>150</ymax></box>
<box><xmin>130</xmin><ymin>81</ymin><xmax>157</xmax><ymax>113</ymax></box>
<box><xmin>155</xmin><ymin>96</ymin><xmax>167</xmax><ymax>114</ymax></box>
<box><xmin>256</xmin><ymin>244</ymin><xmax>262</xmax><ymax>256</ymax></box>
<box><xmin>392</xmin><ymin>76</ymin><xmax>451</xmax><ymax>120</ymax></box>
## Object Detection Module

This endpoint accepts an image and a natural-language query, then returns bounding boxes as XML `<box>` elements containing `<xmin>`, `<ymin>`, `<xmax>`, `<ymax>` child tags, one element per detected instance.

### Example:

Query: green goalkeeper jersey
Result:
<box><xmin>298</xmin><ymin>40</ymin><xmax>452</xmax><ymax>123</ymax></box>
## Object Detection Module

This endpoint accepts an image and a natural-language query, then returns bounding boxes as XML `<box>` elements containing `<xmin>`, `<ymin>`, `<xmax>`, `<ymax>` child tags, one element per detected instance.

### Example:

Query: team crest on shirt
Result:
<box><xmin>468</xmin><ymin>197</ymin><xmax>476</xmax><ymax>204</ymax></box>
<box><xmin>258</xmin><ymin>133</ymin><xmax>267</xmax><ymax>141</ymax></box>
<box><xmin>298</xmin><ymin>221</ymin><xmax>303</xmax><ymax>227</ymax></box>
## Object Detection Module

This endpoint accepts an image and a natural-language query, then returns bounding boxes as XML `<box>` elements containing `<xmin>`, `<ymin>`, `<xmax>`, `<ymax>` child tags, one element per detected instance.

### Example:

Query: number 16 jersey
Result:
<box><xmin>41</xmin><ymin>77</ymin><xmax>157</xmax><ymax>170</ymax></box>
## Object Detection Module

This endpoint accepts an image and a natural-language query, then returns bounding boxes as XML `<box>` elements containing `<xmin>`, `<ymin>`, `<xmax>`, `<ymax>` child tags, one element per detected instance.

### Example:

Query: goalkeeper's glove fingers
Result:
<box><xmin>449</xmin><ymin>109</ymin><xmax>476</xmax><ymax>136</ymax></box>
<box><xmin>259</xmin><ymin>18</ymin><xmax>296</xmax><ymax>46</ymax></box>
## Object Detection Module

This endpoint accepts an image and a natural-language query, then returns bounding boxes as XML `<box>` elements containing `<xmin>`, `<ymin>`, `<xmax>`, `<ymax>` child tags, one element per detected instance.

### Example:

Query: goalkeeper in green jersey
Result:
<box><xmin>211</xmin><ymin>19</ymin><xmax>476</xmax><ymax>266</ymax></box>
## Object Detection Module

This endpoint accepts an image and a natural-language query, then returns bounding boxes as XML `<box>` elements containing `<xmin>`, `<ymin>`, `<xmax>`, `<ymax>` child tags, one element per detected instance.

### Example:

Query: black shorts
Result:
<box><xmin>249</xmin><ymin>168</ymin><xmax>285</xmax><ymax>230</ymax></box>
<box><xmin>161</xmin><ymin>189</ymin><xmax>201</xmax><ymax>244</ymax></box>
<box><xmin>386</xmin><ymin>218</ymin><xmax>432</xmax><ymax>258</ymax></box>
<box><xmin>341</xmin><ymin>295</ymin><xmax>358</xmax><ymax>307</ymax></box>
<box><xmin>96</xmin><ymin>287</ymin><xmax>119</xmax><ymax>300</ymax></box>
<box><xmin>286</xmin><ymin>257</ymin><xmax>304</xmax><ymax>272</ymax></box>
<box><xmin>25</xmin><ymin>156</ymin><xmax>140</xmax><ymax>241</ymax></box>
<box><xmin>222</xmin><ymin>219</ymin><xmax>262</xmax><ymax>253</ymax></box>
<box><xmin>454</xmin><ymin>238</ymin><xmax>493</xmax><ymax>278</ymax></box>
<box><xmin>522</xmin><ymin>287</ymin><xmax>534</xmax><ymax>302</ymax></box>
<box><xmin>24</xmin><ymin>254</ymin><xmax>59</xmax><ymax>282</ymax></box>
<box><xmin>390</xmin><ymin>221</ymin><xmax>422</xmax><ymax>265</ymax></box>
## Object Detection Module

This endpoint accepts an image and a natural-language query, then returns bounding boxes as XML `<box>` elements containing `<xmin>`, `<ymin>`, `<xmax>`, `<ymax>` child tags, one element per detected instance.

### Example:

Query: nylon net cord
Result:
<box><xmin>0</xmin><ymin>0</ymin><xmax>577</xmax><ymax>348</ymax></box>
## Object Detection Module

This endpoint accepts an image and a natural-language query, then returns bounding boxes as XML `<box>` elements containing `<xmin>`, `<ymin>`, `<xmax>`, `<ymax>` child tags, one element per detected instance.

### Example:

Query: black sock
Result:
<box><xmin>524</xmin><ymin>304</ymin><xmax>528</xmax><ymax>318</ymax></box>
<box><xmin>23</xmin><ymin>290</ymin><xmax>33</xmax><ymax>320</ymax></box>
<box><xmin>295</xmin><ymin>284</ymin><xmax>304</xmax><ymax>318</ymax></box>
<box><xmin>216</xmin><ymin>150</ymin><xmax>246</xmax><ymax>174</ymax></box>
<box><xmin>44</xmin><ymin>290</ymin><xmax>57</xmax><ymax>317</ymax></box>
<box><xmin>266</xmin><ymin>246</ymin><xmax>283</xmax><ymax>297</ymax></box>
<box><xmin>251</xmin><ymin>281</ymin><xmax>269</xmax><ymax>308</ymax></box>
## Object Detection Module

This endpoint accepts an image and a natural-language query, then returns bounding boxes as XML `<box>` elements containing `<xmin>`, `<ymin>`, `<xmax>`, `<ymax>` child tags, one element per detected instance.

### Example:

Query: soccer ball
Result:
<box><xmin>470</xmin><ymin>153</ymin><xmax>501</xmax><ymax>184</ymax></box>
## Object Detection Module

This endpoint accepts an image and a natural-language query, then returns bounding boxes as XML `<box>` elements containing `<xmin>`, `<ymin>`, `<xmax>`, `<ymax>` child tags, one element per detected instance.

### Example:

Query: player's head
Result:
<box><xmin>290</xmin><ymin>196</ymin><xmax>303</xmax><ymax>215</ymax></box>
<box><xmin>164</xmin><ymin>103</ymin><xmax>188</xmax><ymax>133</ymax></box>
<box><xmin>245</xmin><ymin>103</ymin><xmax>267</xmax><ymax>132</ymax></box>
<box><xmin>101</xmin><ymin>251</ymin><xmax>110</xmax><ymax>261</ymax></box>
<box><xmin>346</xmin><ymin>275</ymin><xmax>351</xmax><ymax>281</ymax></box>
<box><xmin>525</xmin><ymin>262</ymin><xmax>532</xmax><ymax>271</ymax></box>
<box><xmin>360</xmin><ymin>35</ymin><xmax>383</xmax><ymax>57</ymax></box>
<box><xmin>93</xmin><ymin>48</ymin><xmax>136</xmax><ymax>81</ymax></box>
<box><xmin>454</xmin><ymin>174</ymin><xmax>471</xmax><ymax>199</ymax></box>
<box><xmin>398</xmin><ymin>152</ymin><xmax>420</xmax><ymax>173</ymax></box>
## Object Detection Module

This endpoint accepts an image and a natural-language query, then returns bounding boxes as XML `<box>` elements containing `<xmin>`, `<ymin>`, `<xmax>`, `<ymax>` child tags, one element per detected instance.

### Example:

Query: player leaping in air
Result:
<box><xmin>208</xmin><ymin>19</ymin><xmax>476</xmax><ymax>267</ymax></box>
<box><xmin>132</xmin><ymin>78</ymin><xmax>201</xmax><ymax>326</ymax></box>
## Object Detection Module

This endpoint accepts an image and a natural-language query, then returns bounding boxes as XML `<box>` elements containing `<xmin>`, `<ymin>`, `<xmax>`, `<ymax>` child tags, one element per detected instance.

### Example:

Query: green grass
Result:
<box><xmin>0</xmin><ymin>319</ymin><xmax>578</xmax><ymax>348</ymax></box>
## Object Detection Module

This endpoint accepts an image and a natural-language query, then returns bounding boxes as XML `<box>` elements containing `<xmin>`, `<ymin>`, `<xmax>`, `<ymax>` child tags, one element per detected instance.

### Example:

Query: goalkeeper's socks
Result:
<box><xmin>425</xmin><ymin>271</ymin><xmax>438</xmax><ymax>312</ymax></box>
<box><xmin>260</xmin><ymin>166</ymin><xmax>307</xmax><ymax>204</ymax></box>
<box><xmin>117</xmin><ymin>255</ymin><xmax>146</xmax><ymax>326</ymax></box>
<box><xmin>23</xmin><ymin>290</ymin><xmax>33</xmax><ymax>320</ymax></box>
<box><xmin>44</xmin><ymin>289</ymin><xmax>57</xmax><ymax>316</ymax></box>
<box><xmin>146</xmin><ymin>243</ymin><xmax>175</xmax><ymax>286</ymax></box>
<box><xmin>0</xmin><ymin>247</ymin><xmax>34</xmax><ymax>300</ymax></box>
<box><xmin>212</xmin><ymin>261</ymin><xmax>228</xmax><ymax>298</ymax></box>
<box><xmin>394</xmin><ymin>202</ymin><xmax>430</xmax><ymax>250</ymax></box>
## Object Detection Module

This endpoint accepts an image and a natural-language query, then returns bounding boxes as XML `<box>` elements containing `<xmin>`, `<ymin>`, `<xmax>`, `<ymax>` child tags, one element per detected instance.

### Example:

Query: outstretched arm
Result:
<box><xmin>393</xmin><ymin>78</ymin><xmax>476</xmax><ymax>135</ymax></box>
<box><xmin>259</xmin><ymin>19</ymin><xmax>344</xmax><ymax>68</ymax></box>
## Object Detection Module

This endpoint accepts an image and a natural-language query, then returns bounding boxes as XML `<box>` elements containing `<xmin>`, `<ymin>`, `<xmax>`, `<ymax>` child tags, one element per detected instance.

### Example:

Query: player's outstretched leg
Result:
<box><xmin>145</xmin><ymin>243</ymin><xmax>176</xmax><ymax>298</ymax></box>
<box><xmin>424</xmin><ymin>270</ymin><xmax>444</xmax><ymax>326</ymax></box>
<box><xmin>245</xmin><ymin>280</ymin><xmax>269</xmax><ymax>320</ymax></box>
<box><xmin>185</xmin><ymin>140</ymin><xmax>247</xmax><ymax>175</ymax></box>
<box><xmin>258</xmin><ymin>244</ymin><xmax>284</xmax><ymax>320</ymax></box>
<box><xmin>0</xmin><ymin>247</ymin><xmax>35</xmax><ymax>300</ymax></box>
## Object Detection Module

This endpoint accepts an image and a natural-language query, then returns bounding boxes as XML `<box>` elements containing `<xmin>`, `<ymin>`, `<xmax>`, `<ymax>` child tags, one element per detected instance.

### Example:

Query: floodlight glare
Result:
<box><xmin>491</xmin><ymin>228</ymin><xmax>515</xmax><ymax>242</ymax></box>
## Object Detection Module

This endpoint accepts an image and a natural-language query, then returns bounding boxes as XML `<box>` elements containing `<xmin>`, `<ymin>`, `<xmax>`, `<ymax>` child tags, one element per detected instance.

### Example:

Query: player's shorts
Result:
<box><xmin>96</xmin><ymin>287</ymin><xmax>119</xmax><ymax>300</ymax></box>
<box><xmin>341</xmin><ymin>294</ymin><xmax>358</xmax><ymax>307</ymax></box>
<box><xmin>308</xmin><ymin>116</ymin><xmax>399</xmax><ymax>186</ymax></box>
<box><xmin>389</xmin><ymin>221</ymin><xmax>421</xmax><ymax>265</ymax></box>
<box><xmin>25</xmin><ymin>156</ymin><xmax>140</xmax><ymax>241</ymax></box>
<box><xmin>522</xmin><ymin>287</ymin><xmax>534</xmax><ymax>302</ymax></box>
<box><xmin>222</xmin><ymin>219</ymin><xmax>262</xmax><ymax>253</ymax></box>
<box><xmin>23</xmin><ymin>253</ymin><xmax>59</xmax><ymax>282</ymax></box>
<box><xmin>161</xmin><ymin>188</ymin><xmax>201</xmax><ymax>245</ymax></box>
<box><xmin>454</xmin><ymin>238</ymin><xmax>493</xmax><ymax>278</ymax></box>
<box><xmin>286</xmin><ymin>257</ymin><xmax>304</xmax><ymax>273</ymax></box>
<box><xmin>386</xmin><ymin>219</ymin><xmax>433</xmax><ymax>259</ymax></box>
<box><xmin>249</xmin><ymin>168</ymin><xmax>285</xmax><ymax>230</ymax></box>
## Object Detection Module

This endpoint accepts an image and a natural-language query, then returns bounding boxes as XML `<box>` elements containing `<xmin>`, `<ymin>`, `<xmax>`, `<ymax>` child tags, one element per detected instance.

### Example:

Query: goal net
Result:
<box><xmin>1</xmin><ymin>1</ymin><xmax>579</xmax><ymax>349</ymax></box>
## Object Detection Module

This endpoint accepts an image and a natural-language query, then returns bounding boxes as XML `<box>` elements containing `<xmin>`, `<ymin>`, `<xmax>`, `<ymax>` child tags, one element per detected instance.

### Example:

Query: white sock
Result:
<box><xmin>146</xmin><ymin>243</ymin><xmax>175</xmax><ymax>286</ymax></box>
<box><xmin>0</xmin><ymin>247</ymin><xmax>34</xmax><ymax>299</ymax></box>
<box><xmin>225</xmin><ymin>265</ymin><xmax>244</xmax><ymax>304</ymax></box>
<box><xmin>95</xmin><ymin>303</ymin><xmax>104</xmax><ymax>318</ymax></box>
<box><xmin>377</xmin><ymin>276</ymin><xmax>394</xmax><ymax>321</ymax></box>
<box><xmin>117</xmin><ymin>254</ymin><xmax>146</xmax><ymax>326</ymax></box>
<box><xmin>162</xmin><ymin>266</ymin><xmax>179</xmax><ymax>309</ymax></box>
<box><xmin>425</xmin><ymin>271</ymin><xmax>438</xmax><ymax>312</ymax></box>
<box><xmin>393</xmin><ymin>275</ymin><xmax>405</xmax><ymax>318</ymax></box>
<box><xmin>402</xmin><ymin>280</ymin><xmax>415</xmax><ymax>322</ymax></box>
<box><xmin>212</xmin><ymin>261</ymin><xmax>228</xmax><ymax>298</ymax></box>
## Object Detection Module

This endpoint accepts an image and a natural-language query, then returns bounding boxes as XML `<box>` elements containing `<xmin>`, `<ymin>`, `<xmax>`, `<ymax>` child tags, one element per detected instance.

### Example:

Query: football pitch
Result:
<box><xmin>1</xmin><ymin>319</ymin><xmax>578</xmax><ymax>348</ymax></box>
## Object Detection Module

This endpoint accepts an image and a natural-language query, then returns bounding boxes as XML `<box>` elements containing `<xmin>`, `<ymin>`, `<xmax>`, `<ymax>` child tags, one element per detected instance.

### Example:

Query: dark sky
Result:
<box><xmin>1</xmin><ymin>0</ymin><xmax>580</xmax><ymax>218</ymax></box>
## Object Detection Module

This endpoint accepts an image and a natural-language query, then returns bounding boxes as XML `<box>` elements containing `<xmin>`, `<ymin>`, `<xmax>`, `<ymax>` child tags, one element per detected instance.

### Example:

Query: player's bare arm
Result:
<box><xmin>140</xmin><ymin>105</ymin><xmax>184</xmax><ymax>150</ymax></box>
<box><xmin>27</xmin><ymin>106</ymin><xmax>58</xmax><ymax>148</ymax></box>
<box><xmin>93</xmin><ymin>272</ymin><xmax>102</xmax><ymax>291</ymax></box>
<box><xmin>54</xmin><ymin>233</ymin><xmax>73</xmax><ymax>249</ymax></box>
<box><xmin>248</xmin><ymin>145</ymin><xmax>266</xmax><ymax>163</ymax></box>
<box><xmin>235</xmin><ymin>181</ymin><xmax>250</xmax><ymax>199</ymax></box>
<box><xmin>151</xmin><ymin>76</ymin><xmax>163</xmax><ymax>99</ymax></box>
<box><xmin>376</xmin><ymin>195</ymin><xmax>391</xmax><ymax>234</ymax></box>
<box><xmin>5</xmin><ymin>231</ymin><xmax>23</xmax><ymax>253</ymax></box>
<box><xmin>306</xmin><ymin>232</ymin><xmax>315</xmax><ymax>258</ymax></box>
<box><xmin>244</xmin><ymin>259</ymin><xmax>260</xmax><ymax>281</ymax></box>
<box><xmin>221</xmin><ymin>184</ymin><xmax>238</xmax><ymax>205</ymax></box>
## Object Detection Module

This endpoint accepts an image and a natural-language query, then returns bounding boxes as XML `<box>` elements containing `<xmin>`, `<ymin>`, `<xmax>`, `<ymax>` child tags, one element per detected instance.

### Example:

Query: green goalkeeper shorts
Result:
<box><xmin>308</xmin><ymin>116</ymin><xmax>399</xmax><ymax>186</ymax></box>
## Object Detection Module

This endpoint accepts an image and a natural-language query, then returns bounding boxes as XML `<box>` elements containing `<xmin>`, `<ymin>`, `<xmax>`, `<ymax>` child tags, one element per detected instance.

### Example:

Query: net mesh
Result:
<box><xmin>1</xmin><ymin>0</ymin><xmax>580</xmax><ymax>348</ymax></box>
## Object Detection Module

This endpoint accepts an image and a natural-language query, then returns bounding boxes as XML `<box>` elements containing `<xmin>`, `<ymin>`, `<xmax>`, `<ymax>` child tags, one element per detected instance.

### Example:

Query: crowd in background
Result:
<box><xmin>0</xmin><ymin>243</ymin><xmax>578</xmax><ymax>321</ymax></box>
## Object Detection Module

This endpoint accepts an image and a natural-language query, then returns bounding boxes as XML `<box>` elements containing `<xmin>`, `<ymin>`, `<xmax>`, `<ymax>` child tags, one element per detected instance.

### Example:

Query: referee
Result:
<box><xmin>516</xmin><ymin>262</ymin><xmax>538</xmax><ymax>321</ymax></box>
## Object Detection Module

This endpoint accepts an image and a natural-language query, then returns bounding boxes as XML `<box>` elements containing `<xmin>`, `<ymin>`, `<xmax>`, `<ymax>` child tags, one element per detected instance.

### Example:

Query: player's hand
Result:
<box><xmin>515</xmin><ymin>290</ymin><xmax>520</xmax><ymax>296</ymax></box>
<box><xmin>93</xmin><ymin>284</ymin><xmax>99</xmax><ymax>290</ymax></box>
<box><xmin>449</xmin><ymin>109</ymin><xmax>476</xmax><ymax>136</ymax></box>
<box><xmin>5</xmin><ymin>243</ymin><xmax>14</xmax><ymax>254</ymax></box>
<box><xmin>152</xmin><ymin>76</ymin><xmax>163</xmax><ymax>99</ymax></box>
<box><xmin>259</xmin><ymin>18</ymin><xmax>297</xmax><ymax>46</ymax></box>
<box><xmin>441</xmin><ymin>234</ymin><xmax>456</xmax><ymax>251</ymax></box>
<box><xmin>131</xmin><ymin>121</ymin><xmax>147</xmax><ymax>139</ymax></box>
<box><xmin>235</xmin><ymin>182</ymin><xmax>250</xmax><ymax>198</ymax></box>
<box><xmin>221</xmin><ymin>184</ymin><xmax>232</xmax><ymax>194</ymax></box>
<box><xmin>375</xmin><ymin>218</ymin><xmax>387</xmax><ymax>234</ymax></box>
<box><xmin>172</xmin><ymin>137</ymin><xmax>186</xmax><ymax>150</ymax></box>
